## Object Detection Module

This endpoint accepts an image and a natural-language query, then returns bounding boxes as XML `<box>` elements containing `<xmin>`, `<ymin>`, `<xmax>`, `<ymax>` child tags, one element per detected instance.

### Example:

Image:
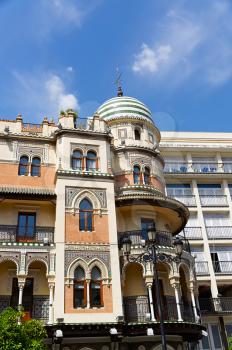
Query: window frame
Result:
<box><xmin>133</xmin><ymin>165</ymin><xmax>141</xmax><ymax>184</ymax></box>
<box><xmin>31</xmin><ymin>157</ymin><xmax>41</xmax><ymax>177</ymax></box>
<box><xmin>17</xmin><ymin>212</ymin><xmax>36</xmax><ymax>242</ymax></box>
<box><xmin>90</xmin><ymin>267</ymin><xmax>103</xmax><ymax>308</ymax></box>
<box><xmin>18</xmin><ymin>155</ymin><xmax>29</xmax><ymax>176</ymax></box>
<box><xmin>86</xmin><ymin>151</ymin><xmax>98</xmax><ymax>171</ymax></box>
<box><xmin>79</xmin><ymin>198</ymin><xmax>94</xmax><ymax>231</ymax></box>
<box><xmin>73</xmin><ymin>266</ymin><xmax>87</xmax><ymax>308</ymax></box>
<box><xmin>72</xmin><ymin>149</ymin><xmax>83</xmax><ymax>170</ymax></box>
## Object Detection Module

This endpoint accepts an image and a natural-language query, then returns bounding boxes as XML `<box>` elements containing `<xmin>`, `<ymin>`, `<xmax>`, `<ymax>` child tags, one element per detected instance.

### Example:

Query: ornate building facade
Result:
<box><xmin>0</xmin><ymin>93</ymin><xmax>204</xmax><ymax>349</ymax></box>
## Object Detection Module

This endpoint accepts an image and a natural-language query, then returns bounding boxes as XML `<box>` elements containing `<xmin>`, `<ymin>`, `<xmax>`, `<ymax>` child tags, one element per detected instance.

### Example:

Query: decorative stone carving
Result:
<box><xmin>70</xmin><ymin>143</ymin><xmax>99</xmax><ymax>155</ymax></box>
<box><xmin>65</xmin><ymin>187</ymin><xmax>107</xmax><ymax>208</ymax></box>
<box><xmin>65</xmin><ymin>250</ymin><xmax>111</xmax><ymax>276</ymax></box>
<box><xmin>13</xmin><ymin>141</ymin><xmax>50</xmax><ymax>164</ymax></box>
<box><xmin>26</xmin><ymin>253</ymin><xmax>49</xmax><ymax>274</ymax></box>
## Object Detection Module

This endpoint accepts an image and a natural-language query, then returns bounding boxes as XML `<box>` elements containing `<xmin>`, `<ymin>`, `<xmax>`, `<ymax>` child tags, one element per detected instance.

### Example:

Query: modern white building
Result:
<box><xmin>161</xmin><ymin>131</ymin><xmax>232</xmax><ymax>350</ymax></box>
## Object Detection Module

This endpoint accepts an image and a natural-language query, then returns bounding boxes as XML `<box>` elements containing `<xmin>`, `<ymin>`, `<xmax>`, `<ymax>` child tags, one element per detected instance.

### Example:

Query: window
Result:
<box><xmin>86</xmin><ymin>151</ymin><xmax>97</xmax><ymax>171</ymax></box>
<box><xmin>148</xmin><ymin>133</ymin><xmax>154</xmax><ymax>143</ymax></box>
<box><xmin>144</xmin><ymin>167</ymin><xmax>150</xmax><ymax>185</ymax></box>
<box><xmin>31</xmin><ymin>157</ymin><xmax>41</xmax><ymax>177</ymax></box>
<box><xmin>166</xmin><ymin>184</ymin><xmax>192</xmax><ymax>196</ymax></box>
<box><xmin>73</xmin><ymin>266</ymin><xmax>87</xmax><ymax>308</ymax></box>
<box><xmin>141</xmin><ymin>218</ymin><xmax>155</xmax><ymax>240</ymax></box>
<box><xmin>134</xmin><ymin>129</ymin><xmax>141</xmax><ymax>140</ymax></box>
<box><xmin>90</xmin><ymin>267</ymin><xmax>103</xmax><ymax>307</ymax></box>
<box><xmin>18</xmin><ymin>156</ymin><xmax>29</xmax><ymax>176</ymax></box>
<box><xmin>118</xmin><ymin>129</ymin><xmax>127</xmax><ymax>139</ymax></box>
<box><xmin>72</xmin><ymin>150</ymin><xmax>83</xmax><ymax>170</ymax></box>
<box><xmin>133</xmin><ymin>165</ymin><xmax>141</xmax><ymax>184</ymax></box>
<box><xmin>17</xmin><ymin>212</ymin><xmax>36</xmax><ymax>242</ymax></box>
<box><xmin>79</xmin><ymin>198</ymin><xmax>94</xmax><ymax>231</ymax></box>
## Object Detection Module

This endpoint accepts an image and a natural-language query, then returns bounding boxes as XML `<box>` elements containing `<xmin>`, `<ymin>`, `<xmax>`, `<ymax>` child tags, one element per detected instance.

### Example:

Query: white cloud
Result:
<box><xmin>132</xmin><ymin>0</ymin><xmax>232</xmax><ymax>86</ymax></box>
<box><xmin>67</xmin><ymin>66</ymin><xmax>74</xmax><ymax>72</ymax></box>
<box><xmin>132</xmin><ymin>44</ymin><xmax>171</xmax><ymax>74</ymax></box>
<box><xmin>50</xmin><ymin>0</ymin><xmax>83</xmax><ymax>26</ymax></box>
<box><xmin>10</xmin><ymin>71</ymin><xmax>79</xmax><ymax>121</ymax></box>
<box><xmin>46</xmin><ymin>74</ymin><xmax>79</xmax><ymax>111</ymax></box>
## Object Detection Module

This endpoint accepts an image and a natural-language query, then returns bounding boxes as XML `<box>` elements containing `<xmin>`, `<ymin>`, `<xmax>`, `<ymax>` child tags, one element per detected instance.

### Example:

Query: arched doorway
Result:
<box><xmin>0</xmin><ymin>260</ymin><xmax>17</xmax><ymax>313</ymax></box>
<box><xmin>123</xmin><ymin>263</ymin><xmax>149</xmax><ymax>322</ymax></box>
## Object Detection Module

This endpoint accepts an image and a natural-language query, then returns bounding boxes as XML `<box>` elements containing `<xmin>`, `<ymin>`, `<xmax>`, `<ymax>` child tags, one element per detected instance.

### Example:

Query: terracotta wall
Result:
<box><xmin>0</xmin><ymin>163</ymin><xmax>55</xmax><ymax>188</ymax></box>
<box><xmin>64</xmin><ymin>284</ymin><xmax>113</xmax><ymax>313</ymax></box>
<box><xmin>65</xmin><ymin>213</ymin><xmax>109</xmax><ymax>243</ymax></box>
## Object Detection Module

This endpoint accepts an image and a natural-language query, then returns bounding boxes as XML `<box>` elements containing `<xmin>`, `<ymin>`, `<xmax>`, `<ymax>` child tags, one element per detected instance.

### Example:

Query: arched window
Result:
<box><xmin>144</xmin><ymin>167</ymin><xmax>150</xmax><ymax>185</ymax></box>
<box><xmin>18</xmin><ymin>156</ymin><xmax>29</xmax><ymax>176</ymax></box>
<box><xmin>134</xmin><ymin>129</ymin><xmax>141</xmax><ymax>140</ymax></box>
<box><xmin>86</xmin><ymin>151</ymin><xmax>97</xmax><ymax>171</ymax></box>
<box><xmin>73</xmin><ymin>266</ymin><xmax>87</xmax><ymax>308</ymax></box>
<box><xmin>90</xmin><ymin>266</ymin><xmax>103</xmax><ymax>307</ymax></box>
<box><xmin>79</xmin><ymin>198</ymin><xmax>94</xmax><ymax>231</ymax></box>
<box><xmin>72</xmin><ymin>150</ymin><xmax>83</xmax><ymax>170</ymax></box>
<box><xmin>31</xmin><ymin>157</ymin><xmax>41</xmax><ymax>177</ymax></box>
<box><xmin>133</xmin><ymin>165</ymin><xmax>141</xmax><ymax>184</ymax></box>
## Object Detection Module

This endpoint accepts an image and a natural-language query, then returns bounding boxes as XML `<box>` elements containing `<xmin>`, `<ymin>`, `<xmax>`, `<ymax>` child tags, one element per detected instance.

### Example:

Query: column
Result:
<box><xmin>86</xmin><ymin>280</ymin><xmax>90</xmax><ymax>308</ymax></box>
<box><xmin>190</xmin><ymin>284</ymin><xmax>199</xmax><ymax>322</ymax></box>
<box><xmin>48</xmin><ymin>283</ymin><xmax>54</xmax><ymax>324</ymax></box>
<box><xmin>172</xmin><ymin>283</ymin><xmax>183</xmax><ymax>322</ymax></box>
<box><xmin>18</xmin><ymin>279</ymin><xmax>25</xmax><ymax>308</ymax></box>
<box><xmin>147</xmin><ymin>283</ymin><xmax>156</xmax><ymax>321</ymax></box>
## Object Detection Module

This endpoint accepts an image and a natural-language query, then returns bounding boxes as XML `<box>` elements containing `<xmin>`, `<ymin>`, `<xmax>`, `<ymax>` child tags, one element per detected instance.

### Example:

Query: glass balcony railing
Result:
<box><xmin>199</xmin><ymin>195</ymin><xmax>228</xmax><ymax>207</ymax></box>
<box><xmin>164</xmin><ymin>162</ymin><xmax>188</xmax><ymax>173</ymax></box>
<box><xmin>192</xmin><ymin>163</ymin><xmax>218</xmax><ymax>173</ymax></box>
<box><xmin>206</xmin><ymin>226</ymin><xmax>232</xmax><ymax>239</ymax></box>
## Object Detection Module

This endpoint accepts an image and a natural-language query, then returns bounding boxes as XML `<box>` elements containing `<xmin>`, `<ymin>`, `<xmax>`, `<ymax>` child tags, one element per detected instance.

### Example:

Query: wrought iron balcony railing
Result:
<box><xmin>213</xmin><ymin>261</ymin><xmax>232</xmax><ymax>274</ymax></box>
<box><xmin>195</xmin><ymin>261</ymin><xmax>209</xmax><ymax>275</ymax></box>
<box><xmin>182</xmin><ymin>227</ymin><xmax>202</xmax><ymax>240</ymax></box>
<box><xmin>206</xmin><ymin>226</ymin><xmax>232</xmax><ymax>239</ymax></box>
<box><xmin>199</xmin><ymin>195</ymin><xmax>228</xmax><ymax>207</ymax></box>
<box><xmin>119</xmin><ymin>230</ymin><xmax>191</xmax><ymax>253</ymax></box>
<box><xmin>0</xmin><ymin>225</ymin><xmax>54</xmax><ymax>244</ymax></box>
<box><xmin>199</xmin><ymin>297</ymin><xmax>232</xmax><ymax>314</ymax></box>
<box><xmin>123</xmin><ymin>295</ymin><xmax>195</xmax><ymax>323</ymax></box>
<box><xmin>164</xmin><ymin>162</ymin><xmax>188</xmax><ymax>173</ymax></box>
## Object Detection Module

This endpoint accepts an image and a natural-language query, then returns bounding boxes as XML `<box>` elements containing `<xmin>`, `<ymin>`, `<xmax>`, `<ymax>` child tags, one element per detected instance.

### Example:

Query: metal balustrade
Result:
<box><xmin>0</xmin><ymin>225</ymin><xmax>54</xmax><ymax>243</ymax></box>
<box><xmin>213</xmin><ymin>261</ymin><xmax>232</xmax><ymax>274</ymax></box>
<box><xmin>195</xmin><ymin>262</ymin><xmax>209</xmax><ymax>275</ymax></box>
<box><xmin>164</xmin><ymin>162</ymin><xmax>188</xmax><ymax>173</ymax></box>
<box><xmin>123</xmin><ymin>295</ymin><xmax>195</xmax><ymax>322</ymax></box>
<box><xmin>199</xmin><ymin>297</ymin><xmax>232</xmax><ymax>314</ymax></box>
<box><xmin>183</xmin><ymin>227</ymin><xmax>202</xmax><ymax>240</ymax></box>
<box><xmin>206</xmin><ymin>226</ymin><xmax>232</xmax><ymax>239</ymax></box>
<box><xmin>192</xmin><ymin>163</ymin><xmax>218</xmax><ymax>173</ymax></box>
<box><xmin>199</xmin><ymin>195</ymin><xmax>228</xmax><ymax>207</ymax></box>
<box><xmin>119</xmin><ymin>230</ymin><xmax>191</xmax><ymax>253</ymax></box>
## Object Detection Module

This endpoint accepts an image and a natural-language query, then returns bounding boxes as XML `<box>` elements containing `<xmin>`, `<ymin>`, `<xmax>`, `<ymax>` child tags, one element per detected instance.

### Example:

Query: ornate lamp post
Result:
<box><xmin>122</xmin><ymin>226</ymin><xmax>184</xmax><ymax>350</ymax></box>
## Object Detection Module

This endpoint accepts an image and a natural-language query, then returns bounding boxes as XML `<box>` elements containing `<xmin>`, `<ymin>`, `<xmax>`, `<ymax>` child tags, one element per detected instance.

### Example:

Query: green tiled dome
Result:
<box><xmin>97</xmin><ymin>96</ymin><xmax>153</xmax><ymax>123</ymax></box>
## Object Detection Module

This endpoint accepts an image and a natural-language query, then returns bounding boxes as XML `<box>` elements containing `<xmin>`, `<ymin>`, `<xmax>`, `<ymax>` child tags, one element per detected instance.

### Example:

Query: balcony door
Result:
<box><xmin>10</xmin><ymin>278</ymin><xmax>34</xmax><ymax>319</ymax></box>
<box><xmin>141</xmin><ymin>218</ymin><xmax>155</xmax><ymax>240</ymax></box>
<box><xmin>17</xmin><ymin>212</ymin><xmax>36</xmax><ymax>242</ymax></box>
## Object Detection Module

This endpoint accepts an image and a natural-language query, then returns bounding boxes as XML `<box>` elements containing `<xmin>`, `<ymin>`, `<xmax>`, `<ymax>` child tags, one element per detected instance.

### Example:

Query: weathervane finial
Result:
<box><xmin>115</xmin><ymin>67</ymin><xmax>123</xmax><ymax>97</ymax></box>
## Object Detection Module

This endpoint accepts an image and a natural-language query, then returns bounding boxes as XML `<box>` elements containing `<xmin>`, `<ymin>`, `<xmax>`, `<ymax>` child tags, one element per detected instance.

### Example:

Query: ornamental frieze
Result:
<box><xmin>65</xmin><ymin>249</ymin><xmax>111</xmax><ymax>275</ymax></box>
<box><xmin>65</xmin><ymin>187</ymin><xmax>107</xmax><ymax>208</ymax></box>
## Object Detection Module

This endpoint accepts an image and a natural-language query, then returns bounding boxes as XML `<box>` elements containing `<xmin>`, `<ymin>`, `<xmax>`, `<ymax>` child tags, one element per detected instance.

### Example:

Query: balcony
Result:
<box><xmin>123</xmin><ymin>296</ymin><xmax>195</xmax><ymax>323</ymax></box>
<box><xmin>22</xmin><ymin>123</ymin><xmax>43</xmax><ymax>133</ymax></box>
<box><xmin>0</xmin><ymin>295</ymin><xmax>49</xmax><ymax>322</ymax></box>
<box><xmin>164</xmin><ymin>162</ymin><xmax>188</xmax><ymax>173</ymax></box>
<box><xmin>199</xmin><ymin>195</ymin><xmax>228</xmax><ymax>207</ymax></box>
<box><xmin>119</xmin><ymin>230</ymin><xmax>191</xmax><ymax>253</ymax></box>
<box><xmin>192</xmin><ymin>163</ymin><xmax>218</xmax><ymax>173</ymax></box>
<box><xmin>223</xmin><ymin>163</ymin><xmax>232</xmax><ymax>173</ymax></box>
<box><xmin>206</xmin><ymin>226</ymin><xmax>232</xmax><ymax>239</ymax></box>
<box><xmin>195</xmin><ymin>262</ymin><xmax>209</xmax><ymax>275</ymax></box>
<box><xmin>0</xmin><ymin>225</ymin><xmax>54</xmax><ymax>244</ymax></box>
<box><xmin>213</xmin><ymin>261</ymin><xmax>232</xmax><ymax>274</ymax></box>
<box><xmin>199</xmin><ymin>297</ymin><xmax>232</xmax><ymax>315</ymax></box>
<box><xmin>183</xmin><ymin>227</ymin><xmax>202</xmax><ymax>240</ymax></box>
<box><xmin>168</xmin><ymin>194</ymin><xmax>196</xmax><ymax>207</ymax></box>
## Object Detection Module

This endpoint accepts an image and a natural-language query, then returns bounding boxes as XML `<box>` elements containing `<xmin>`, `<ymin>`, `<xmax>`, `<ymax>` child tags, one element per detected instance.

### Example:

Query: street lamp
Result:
<box><xmin>122</xmin><ymin>227</ymin><xmax>183</xmax><ymax>350</ymax></box>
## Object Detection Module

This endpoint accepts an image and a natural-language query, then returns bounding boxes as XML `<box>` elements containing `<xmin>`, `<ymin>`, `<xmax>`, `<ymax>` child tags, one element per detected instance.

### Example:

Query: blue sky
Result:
<box><xmin>0</xmin><ymin>0</ymin><xmax>232</xmax><ymax>132</ymax></box>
